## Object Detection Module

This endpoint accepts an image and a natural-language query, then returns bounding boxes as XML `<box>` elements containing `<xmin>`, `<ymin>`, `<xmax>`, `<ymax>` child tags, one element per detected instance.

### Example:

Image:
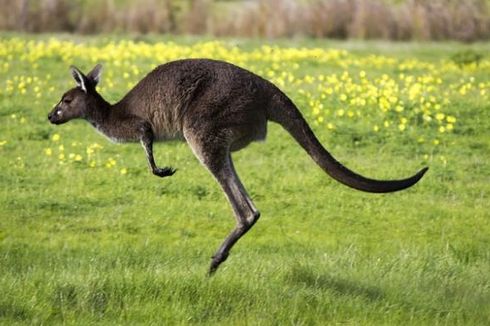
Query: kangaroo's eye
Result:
<box><xmin>63</xmin><ymin>98</ymin><xmax>72</xmax><ymax>104</ymax></box>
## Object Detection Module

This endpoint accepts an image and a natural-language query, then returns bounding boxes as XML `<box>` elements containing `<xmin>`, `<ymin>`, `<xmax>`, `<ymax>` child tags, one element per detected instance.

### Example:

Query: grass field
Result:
<box><xmin>1</xmin><ymin>34</ymin><xmax>489</xmax><ymax>324</ymax></box>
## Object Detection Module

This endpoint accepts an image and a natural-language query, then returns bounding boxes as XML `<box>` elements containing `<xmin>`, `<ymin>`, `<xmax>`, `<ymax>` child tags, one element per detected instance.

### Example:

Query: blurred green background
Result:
<box><xmin>1</xmin><ymin>0</ymin><xmax>489</xmax><ymax>41</ymax></box>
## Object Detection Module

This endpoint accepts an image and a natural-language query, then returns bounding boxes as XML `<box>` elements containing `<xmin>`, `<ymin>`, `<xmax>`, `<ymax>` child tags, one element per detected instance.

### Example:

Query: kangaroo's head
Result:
<box><xmin>48</xmin><ymin>64</ymin><xmax>103</xmax><ymax>125</ymax></box>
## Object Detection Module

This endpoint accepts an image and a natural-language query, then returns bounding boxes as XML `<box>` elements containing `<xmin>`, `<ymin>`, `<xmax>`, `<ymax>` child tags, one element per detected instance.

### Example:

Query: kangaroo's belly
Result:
<box><xmin>154</xmin><ymin>129</ymin><xmax>184</xmax><ymax>141</ymax></box>
<box><xmin>131</xmin><ymin>100</ymin><xmax>183</xmax><ymax>141</ymax></box>
<box><xmin>149</xmin><ymin>109</ymin><xmax>184</xmax><ymax>141</ymax></box>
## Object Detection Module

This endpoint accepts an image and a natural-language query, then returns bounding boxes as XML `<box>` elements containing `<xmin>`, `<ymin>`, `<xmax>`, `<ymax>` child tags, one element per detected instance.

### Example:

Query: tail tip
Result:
<box><xmin>415</xmin><ymin>166</ymin><xmax>429</xmax><ymax>181</ymax></box>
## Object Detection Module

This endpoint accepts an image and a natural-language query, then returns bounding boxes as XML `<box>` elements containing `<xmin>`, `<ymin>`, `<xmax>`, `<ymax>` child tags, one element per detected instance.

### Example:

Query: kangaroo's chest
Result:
<box><xmin>90</xmin><ymin>121</ymin><xmax>140</xmax><ymax>143</ymax></box>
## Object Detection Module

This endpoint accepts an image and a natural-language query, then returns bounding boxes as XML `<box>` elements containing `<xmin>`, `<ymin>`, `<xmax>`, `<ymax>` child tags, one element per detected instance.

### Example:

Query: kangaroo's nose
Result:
<box><xmin>48</xmin><ymin>112</ymin><xmax>53</xmax><ymax>120</ymax></box>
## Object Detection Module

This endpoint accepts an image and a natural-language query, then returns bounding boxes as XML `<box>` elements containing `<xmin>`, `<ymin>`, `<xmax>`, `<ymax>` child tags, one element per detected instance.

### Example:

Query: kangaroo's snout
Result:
<box><xmin>48</xmin><ymin>106</ymin><xmax>63</xmax><ymax>124</ymax></box>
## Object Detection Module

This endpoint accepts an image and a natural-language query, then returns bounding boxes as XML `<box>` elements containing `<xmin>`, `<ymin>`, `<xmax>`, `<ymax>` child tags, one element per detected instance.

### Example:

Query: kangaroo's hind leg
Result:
<box><xmin>207</xmin><ymin>154</ymin><xmax>261</xmax><ymax>274</ymax></box>
<box><xmin>184</xmin><ymin>130</ymin><xmax>260</xmax><ymax>275</ymax></box>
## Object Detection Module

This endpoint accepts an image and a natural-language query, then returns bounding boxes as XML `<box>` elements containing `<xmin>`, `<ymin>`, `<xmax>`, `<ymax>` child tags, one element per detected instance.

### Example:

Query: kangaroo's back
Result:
<box><xmin>117</xmin><ymin>59</ymin><xmax>273</xmax><ymax>141</ymax></box>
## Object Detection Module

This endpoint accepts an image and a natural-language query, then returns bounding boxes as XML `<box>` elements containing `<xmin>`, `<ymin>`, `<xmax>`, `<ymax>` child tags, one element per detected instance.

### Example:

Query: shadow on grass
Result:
<box><xmin>286</xmin><ymin>266</ymin><xmax>384</xmax><ymax>302</ymax></box>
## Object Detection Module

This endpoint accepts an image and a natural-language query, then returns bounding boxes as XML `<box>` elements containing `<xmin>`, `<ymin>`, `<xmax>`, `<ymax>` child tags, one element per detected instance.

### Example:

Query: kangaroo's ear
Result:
<box><xmin>86</xmin><ymin>64</ymin><xmax>103</xmax><ymax>87</ymax></box>
<box><xmin>70</xmin><ymin>65</ymin><xmax>87</xmax><ymax>93</ymax></box>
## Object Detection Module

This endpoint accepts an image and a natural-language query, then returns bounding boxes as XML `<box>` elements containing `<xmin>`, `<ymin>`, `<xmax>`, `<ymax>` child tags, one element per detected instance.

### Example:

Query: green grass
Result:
<box><xmin>1</xmin><ymin>35</ymin><xmax>489</xmax><ymax>325</ymax></box>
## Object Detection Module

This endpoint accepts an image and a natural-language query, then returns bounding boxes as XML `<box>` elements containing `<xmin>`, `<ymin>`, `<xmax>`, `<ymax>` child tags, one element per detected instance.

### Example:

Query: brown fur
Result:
<box><xmin>48</xmin><ymin>59</ymin><xmax>428</xmax><ymax>274</ymax></box>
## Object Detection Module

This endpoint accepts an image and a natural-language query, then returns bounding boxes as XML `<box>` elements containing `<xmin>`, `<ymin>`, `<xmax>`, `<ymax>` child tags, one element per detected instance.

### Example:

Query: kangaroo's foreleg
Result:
<box><xmin>140</xmin><ymin>123</ymin><xmax>176</xmax><ymax>178</ymax></box>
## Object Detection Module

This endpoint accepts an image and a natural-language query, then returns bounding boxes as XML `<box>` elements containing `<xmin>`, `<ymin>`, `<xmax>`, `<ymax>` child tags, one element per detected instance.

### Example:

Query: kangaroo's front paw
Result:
<box><xmin>153</xmin><ymin>167</ymin><xmax>177</xmax><ymax>178</ymax></box>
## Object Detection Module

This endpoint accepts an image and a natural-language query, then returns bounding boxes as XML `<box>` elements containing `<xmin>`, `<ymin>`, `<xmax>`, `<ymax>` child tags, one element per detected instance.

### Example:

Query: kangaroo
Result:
<box><xmin>48</xmin><ymin>60</ymin><xmax>428</xmax><ymax>274</ymax></box>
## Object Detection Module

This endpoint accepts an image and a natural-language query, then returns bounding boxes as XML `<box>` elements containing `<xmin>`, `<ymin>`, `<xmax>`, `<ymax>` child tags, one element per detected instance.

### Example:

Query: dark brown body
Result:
<box><xmin>48</xmin><ymin>59</ymin><xmax>428</xmax><ymax>274</ymax></box>
<box><xmin>110</xmin><ymin>60</ymin><xmax>270</xmax><ymax>147</ymax></box>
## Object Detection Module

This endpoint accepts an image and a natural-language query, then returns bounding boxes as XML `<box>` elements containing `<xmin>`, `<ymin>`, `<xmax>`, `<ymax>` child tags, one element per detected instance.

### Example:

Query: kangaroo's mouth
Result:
<box><xmin>48</xmin><ymin>118</ymin><xmax>63</xmax><ymax>125</ymax></box>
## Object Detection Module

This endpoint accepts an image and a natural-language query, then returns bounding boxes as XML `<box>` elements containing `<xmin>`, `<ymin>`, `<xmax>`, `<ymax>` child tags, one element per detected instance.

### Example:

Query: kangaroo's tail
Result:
<box><xmin>267</xmin><ymin>92</ymin><xmax>428</xmax><ymax>193</ymax></box>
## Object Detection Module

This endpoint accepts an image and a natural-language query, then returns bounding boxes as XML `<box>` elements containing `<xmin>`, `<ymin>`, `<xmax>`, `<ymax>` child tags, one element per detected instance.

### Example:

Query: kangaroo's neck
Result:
<box><xmin>112</xmin><ymin>85</ymin><xmax>142</xmax><ymax>115</ymax></box>
<box><xmin>85</xmin><ymin>93</ymin><xmax>112</xmax><ymax>128</ymax></box>
<box><xmin>85</xmin><ymin>92</ymin><xmax>145</xmax><ymax>143</ymax></box>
